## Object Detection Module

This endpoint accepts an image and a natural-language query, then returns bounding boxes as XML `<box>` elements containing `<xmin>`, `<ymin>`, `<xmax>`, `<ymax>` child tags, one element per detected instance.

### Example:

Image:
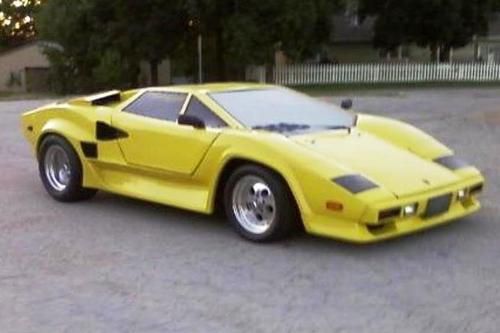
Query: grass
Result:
<box><xmin>293</xmin><ymin>81</ymin><xmax>500</xmax><ymax>96</ymax></box>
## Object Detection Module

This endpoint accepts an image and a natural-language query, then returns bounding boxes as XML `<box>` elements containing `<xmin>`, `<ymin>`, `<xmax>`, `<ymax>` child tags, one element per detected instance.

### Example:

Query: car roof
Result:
<box><xmin>143</xmin><ymin>82</ymin><xmax>277</xmax><ymax>94</ymax></box>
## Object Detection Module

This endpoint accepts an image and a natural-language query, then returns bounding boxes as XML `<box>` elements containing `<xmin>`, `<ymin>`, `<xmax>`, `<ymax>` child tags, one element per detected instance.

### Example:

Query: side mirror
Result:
<box><xmin>341</xmin><ymin>99</ymin><xmax>353</xmax><ymax>110</ymax></box>
<box><xmin>178</xmin><ymin>114</ymin><xmax>205</xmax><ymax>129</ymax></box>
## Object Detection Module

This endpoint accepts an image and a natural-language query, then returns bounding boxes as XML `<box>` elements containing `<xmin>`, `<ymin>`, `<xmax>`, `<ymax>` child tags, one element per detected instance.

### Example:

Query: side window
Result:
<box><xmin>124</xmin><ymin>92</ymin><xmax>187</xmax><ymax>122</ymax></box>
<box><xmin>184</xmin><ymin>97</ymin><xmax>227</xmax><ymax>128</ymax></box>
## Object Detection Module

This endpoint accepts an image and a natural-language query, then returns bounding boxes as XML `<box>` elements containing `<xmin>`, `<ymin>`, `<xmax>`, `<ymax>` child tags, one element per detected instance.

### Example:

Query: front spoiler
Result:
<box><xmin>303</xmin><ymin>183</ymin><xmax>483</xmax><ymax>244</ymax></box>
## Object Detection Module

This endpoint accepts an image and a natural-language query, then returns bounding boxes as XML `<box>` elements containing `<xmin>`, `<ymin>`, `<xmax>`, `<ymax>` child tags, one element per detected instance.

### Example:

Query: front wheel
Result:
<box><xmin>224</xmin><ymin>165</ymin><xmax>299</xmax><ymax>242</ymax></box>
<box><xmin>38</xmin><ymin>135</ymin><xmax>97</xmax><ymax>202</ymax></box>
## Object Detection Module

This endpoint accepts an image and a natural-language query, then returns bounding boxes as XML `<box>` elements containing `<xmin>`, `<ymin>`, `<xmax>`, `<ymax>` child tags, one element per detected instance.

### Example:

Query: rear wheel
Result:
<box><xmin>224</xmin><ymin>165</ymin><xmax>299</xmax><ymax>242</ymax></box>
<box><xmin>38</xmin><ymin>135</ymin><xmax>97</xmax><ymax>202</ymax></box>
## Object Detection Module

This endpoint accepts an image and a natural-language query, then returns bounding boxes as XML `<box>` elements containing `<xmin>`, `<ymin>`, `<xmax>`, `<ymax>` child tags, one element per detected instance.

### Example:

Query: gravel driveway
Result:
<box><xmin>0</xmin><ymin>88</ymin><xmax>499</xmax><ymax>333</ymax></box>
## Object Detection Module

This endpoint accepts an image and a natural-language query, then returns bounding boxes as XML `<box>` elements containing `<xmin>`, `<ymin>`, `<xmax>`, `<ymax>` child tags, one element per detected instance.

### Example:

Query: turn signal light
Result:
<box><xmin>326</xmin><ymin>201</ymin><xmax>344</xmax><ymax>212</ymax></box>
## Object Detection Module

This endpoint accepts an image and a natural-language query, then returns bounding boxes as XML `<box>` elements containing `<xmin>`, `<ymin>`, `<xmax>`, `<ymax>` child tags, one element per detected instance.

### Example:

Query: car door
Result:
<box><xmin>112</xmin><ymin>91</ymin><xmax>223</xmax><ymax>175</ymax></box>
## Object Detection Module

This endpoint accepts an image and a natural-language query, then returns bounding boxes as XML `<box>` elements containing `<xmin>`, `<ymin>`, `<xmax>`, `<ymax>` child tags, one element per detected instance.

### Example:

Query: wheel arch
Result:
<box><xmin>36</xmin><ymin>117</ymin><xmax>94</xmax><ymax>158</ymax></box>
<box><xmin>36</xmin><ymin>131</ymin><xmax>71</xmax><ymax>159</ymax></box>
<box><xmin>212</xmin><ymin>157</ymin><xmax>304</xmax><ymax>227</ymax></box>
<box><xmin>36</xmin><ymin>131</ymin><xmax>98</xmax><ymax>202</ymax></box>
<box><xmin>37</xmin><ymin>132</ymin><xmax>84</xmax><ymax>175</ymax></box>
<box><xmin>35</xmin><ymin>126</ymin><xmax>100</xmax><ymax>190</ymax></box>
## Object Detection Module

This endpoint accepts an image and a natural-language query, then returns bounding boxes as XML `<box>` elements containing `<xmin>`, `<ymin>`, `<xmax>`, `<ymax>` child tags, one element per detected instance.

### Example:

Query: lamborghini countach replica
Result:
<box><xmin>21</xmin><ymin>83</ymin><xmax>484</xmax><ymax>243</ymax></box>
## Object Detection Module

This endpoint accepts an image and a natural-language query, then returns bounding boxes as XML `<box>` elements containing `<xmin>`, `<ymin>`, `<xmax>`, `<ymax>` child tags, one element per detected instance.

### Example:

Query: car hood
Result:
<box><xmin>291</xmin><ymin>130</ymin><xmax>459</xmax><ymax>198</ymax></box>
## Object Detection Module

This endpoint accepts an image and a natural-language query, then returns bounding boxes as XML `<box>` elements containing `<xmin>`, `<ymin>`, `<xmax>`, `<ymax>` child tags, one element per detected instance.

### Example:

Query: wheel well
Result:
<box><xmin>36</xmin><ymin>132</ymin><xmax>72</xmax><ymax>160</ymax></box>
<box><xmin>214</xmin><ymin>158</ymin><xmax>302</xmax><ymax>223</ymax></box>
<box><xmin>36</xmin><ymin>132</ymin><xmax>55</xmax><ymax>158</ymax></box>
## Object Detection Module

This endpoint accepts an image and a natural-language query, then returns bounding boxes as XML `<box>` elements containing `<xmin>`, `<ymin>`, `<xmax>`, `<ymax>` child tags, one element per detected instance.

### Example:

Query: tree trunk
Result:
<box><xmin>150</xmin><ymin>60</ymin><xmax>159</xmax><ymax>86</ymax></box>
<box><xmin>129</xmin><ymin>63</ymin><xmax>140</xmax><ymax>88</ymax></box>
<box><xmin>430</xmin><ymin>44</ymin><xmax>440</xmax><ymax>63</ymax></box>
<box><xmin>440</xmin><ymin>45</ymin><xmax>451</xmax><ymax>63</ymax></box>
<box><xmin>473</xmin><ymin>35</ymin><xmax>480</xmax><ymax>62</ymax></box>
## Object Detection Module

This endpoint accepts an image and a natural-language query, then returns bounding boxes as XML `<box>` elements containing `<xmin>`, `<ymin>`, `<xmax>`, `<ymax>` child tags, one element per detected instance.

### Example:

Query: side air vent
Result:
<box><xmin>87</xmin><ymin>90</ymin><xmax>121</xmax><ymax>106</ymax></box>
<box><xmin>81</xmin><ymin>142</ymin><xmax>98</xmax><ymax>158</ymax></box>
<box><xmin>96</xmin><ymin>121</ymin><xmax>129</xmax><ymax>141</ymax></box>
<box><xmin>434</xmin><ymin>155</ymin><xmax>469</xmax><ymax>170</ymax></box>
<box><xmin>332</xmin><ymin>174</ymin><xmax>379</xmax><ymax>194</ymax></box>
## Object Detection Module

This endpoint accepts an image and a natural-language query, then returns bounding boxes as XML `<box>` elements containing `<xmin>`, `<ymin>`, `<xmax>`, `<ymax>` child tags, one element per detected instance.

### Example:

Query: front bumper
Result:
<box><xmin>303</xmin><ymin>177</ymin><xmax>484</xmax><ymax>243</ymax></box>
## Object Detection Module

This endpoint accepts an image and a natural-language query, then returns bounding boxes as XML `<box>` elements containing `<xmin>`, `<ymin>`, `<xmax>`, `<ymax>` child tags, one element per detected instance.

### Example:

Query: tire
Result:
<box><xmin>38</xmin><ymin>135</ymin><xmax>97</xmax><ymax>202</ymax></box>
<box><xmin>224</xmin><ymin>164</ymin><xmax>299</xmax><ymax>242</ymax></box>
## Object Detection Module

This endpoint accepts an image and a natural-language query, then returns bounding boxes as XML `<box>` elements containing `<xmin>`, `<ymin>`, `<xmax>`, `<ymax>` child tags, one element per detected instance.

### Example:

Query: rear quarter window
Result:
<box><xmin>124</xmin><ymin>92</ymin><xmax>187</xmax><ymax>122</ymax></box>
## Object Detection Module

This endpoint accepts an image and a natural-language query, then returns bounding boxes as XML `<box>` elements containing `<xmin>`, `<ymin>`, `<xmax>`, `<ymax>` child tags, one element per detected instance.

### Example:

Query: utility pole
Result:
<box><xmin>198</xmin><ymin>34</ymin><xmax>203</xmax><ymax>83</ymax></box>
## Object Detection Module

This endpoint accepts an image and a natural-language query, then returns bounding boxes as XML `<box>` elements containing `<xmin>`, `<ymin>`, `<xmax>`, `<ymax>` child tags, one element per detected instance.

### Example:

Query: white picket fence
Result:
<box><xmin>260</xmin><ymin>63</ymin><xmax>500</xmax><ymax>85</ymax></box>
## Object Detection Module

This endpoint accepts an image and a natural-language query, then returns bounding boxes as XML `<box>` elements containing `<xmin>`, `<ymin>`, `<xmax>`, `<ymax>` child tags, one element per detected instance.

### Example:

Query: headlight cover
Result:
<box><xmin>332</xmin><ymin>174</ymin><xmax>379</xmax><ymax>194</ymax></box>
<box><xmin>434</xmin><ymin>155</ymin><xmax>469</xmax><ymax>170</ymax></box>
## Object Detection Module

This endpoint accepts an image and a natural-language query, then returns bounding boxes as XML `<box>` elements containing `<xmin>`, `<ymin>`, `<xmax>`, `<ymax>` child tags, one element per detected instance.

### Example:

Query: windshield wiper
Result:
<box><xmin>326</xmin><ymin>125</ymin><xmax>352</xmax><ymax>133</ymax></box>
<box><xmin>253</xmin><ymin>123</ymin><xmax>353</xmax><ymax>134</ymax></box>
<box><xmin>253</xmin><ymin>123</ymin><xmax>311</xmax><ymax>133</ymax></box>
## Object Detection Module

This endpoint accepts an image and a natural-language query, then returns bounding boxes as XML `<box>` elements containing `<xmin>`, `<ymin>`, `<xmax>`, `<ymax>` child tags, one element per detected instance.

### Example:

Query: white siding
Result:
<box><xmin>0</xmin><ymin>43</ymin><xmax>50</xmax><ymax>92</ymax></box>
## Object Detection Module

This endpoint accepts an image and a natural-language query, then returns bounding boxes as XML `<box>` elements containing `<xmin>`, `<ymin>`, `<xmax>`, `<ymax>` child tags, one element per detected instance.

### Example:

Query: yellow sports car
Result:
<box><xmin>21</xmin><ymin>83</ymin><xmax>484</xmax><ymax>243</ymax></box>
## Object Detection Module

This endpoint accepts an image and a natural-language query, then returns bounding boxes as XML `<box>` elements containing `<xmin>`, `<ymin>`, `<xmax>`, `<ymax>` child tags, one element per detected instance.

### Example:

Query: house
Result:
<box><xmin>329</xmin><ymin>14</ymin><xmax>380</xmax><ymax>63</ymax></box>
<box><xmin>0</xmin><ymin>40</ymin><xmax>171</xmax><ymax>93</ymax></box>
<box><xmin>327</xmin><ymin>12</ymin><xmax>500</xmax><ymax>63</ymax></box>
<box><xmin>0</xmin><ymin>41</ymin><xmax>50</xmax><ymax>93</ymax></box>
<box><xmin>476</xmin><ymin>13</ymin><xmax>500</xmax><ymax>63</ymax></box>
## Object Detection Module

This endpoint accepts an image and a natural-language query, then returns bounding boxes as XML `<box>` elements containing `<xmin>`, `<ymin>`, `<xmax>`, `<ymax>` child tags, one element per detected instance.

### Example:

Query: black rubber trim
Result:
<box><xmin>81</xmin><ymin>142</ymin><xmax>98</xmax><ymax>158</ymax></box>
<box><xmin>332</xmin><ymin>174</ymin><xmax>379</xmax><ymax>194</ymax></box>
<box><xmin>96</xmin><ymin>121</ymin><xmax>129</xmax><ymax>141</ymax></box>
<box><xmin>470</xmin><ymin>183</ymin><xmax>484</xmax><ymax>195</ymax></box>
<box><xmin>379</xmin><ymin>207</ymin><xmax>401</xmax><ymax>221</ymax></box>
<box><xmin>434</xmin><ymin>155</ymin><xmax>469</xmax><ymax>170</ymax></box>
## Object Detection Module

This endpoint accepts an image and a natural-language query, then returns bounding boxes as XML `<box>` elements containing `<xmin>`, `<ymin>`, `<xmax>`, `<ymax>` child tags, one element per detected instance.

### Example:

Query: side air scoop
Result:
<box><xmin>68</xmin><ymin>90</ymin><xmax>122</xmax><ymax>106</ymax></box>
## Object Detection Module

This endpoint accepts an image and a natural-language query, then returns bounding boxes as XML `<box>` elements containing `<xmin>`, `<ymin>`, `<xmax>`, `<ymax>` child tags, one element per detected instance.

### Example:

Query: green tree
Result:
<box><xmin>38</xmin><ymin>0</ymin><xmax>343</xmax><ymax>90</ymax></box>
<box><xmin>110</xmin><ymin>0</ymin><xmax>188</xmax><ymax>85</ymax></box>
<box><xmin>0</xmin><ymin>0</ymin><xmax>43</xmax><ymax>48</ymax></box>
<box><xmin>37</xmin><ymin>0</ymin><xmax>187</xmax><ymax>91</ymax></box>
<box><xmin>187</xmin><ymin>0</ymin><xmax>341</xmax><ymax>80</ymax></box>
<box><xmin>408</xmin><ymin>0</ymin><xmax>491</xmax><ymax>61</ymax></box>
<box><xmin>37</xmin><ymin>0</ymin><xmax>116</xmax><ymax>92</ymax></box>
<box><xmin>492</xmin><ymin>0</ymin><xmax>500</xmax><ymax>9</ymax></box>
<box><xmin>359</xmin><ymin>0</ymin><xmax>495</xmax><ymax>62</ymax></box>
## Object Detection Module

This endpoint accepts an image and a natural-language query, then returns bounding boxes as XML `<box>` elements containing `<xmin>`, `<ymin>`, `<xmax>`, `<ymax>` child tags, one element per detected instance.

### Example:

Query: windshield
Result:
<box><xmin>209</xmin><ymin>88</ymin><xmax>355</xmax><ymax>134</ymax></box>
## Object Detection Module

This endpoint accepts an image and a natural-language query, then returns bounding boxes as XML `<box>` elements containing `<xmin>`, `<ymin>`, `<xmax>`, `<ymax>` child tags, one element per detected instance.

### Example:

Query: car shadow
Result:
<box><xmin>288</xmin><ymin>218</ymin><xmax>477</xmax><ymax>251</ymax></box>
<box><xmin>77</xmin><ymin>191</ymin><xmax>489</xmax><ymax>259</ymax></box>
<box><xmin>88</xmin><ymin>191</ymin><xmax>231</xmax><ymax>232</ymax></box>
